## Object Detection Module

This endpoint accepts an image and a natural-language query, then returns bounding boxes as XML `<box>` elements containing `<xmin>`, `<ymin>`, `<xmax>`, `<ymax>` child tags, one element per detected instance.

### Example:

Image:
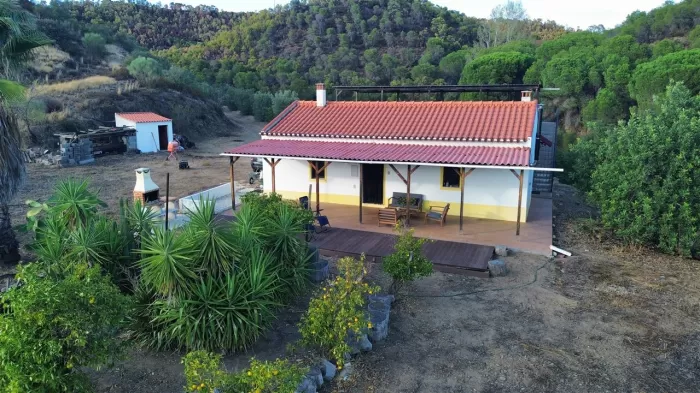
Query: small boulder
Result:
<box><xmin>308</xmin><ymin>366</ymin><xmax>323</xmax><ymax>388</ymax></box>
<box><xmin>488</xmin><ymin>259</ymin><xmax>508</xmax><ymax>277</ymax></box>
<box><xmin>358</xmin><ymin>334</ymin><xmax>373</xmax><ymax>352</ymax></box>
<box><xmin>495</xmin><ymin>245</ymin><xmax>508</xmax><ymax>257</ymax></box>
<box><xmin>338</xmin><ymin>362</ymin><xmax>354</xmax><ymax>381</ymax></box>
<box><xmin>320</xmin><ymin>359</ymin><xmax>337</xmax><ymax>381</ymax></box>
<box><xmin>295</xmin><ymin>377</ymin><xmax>316</xmax><ymax>393</ymax></box>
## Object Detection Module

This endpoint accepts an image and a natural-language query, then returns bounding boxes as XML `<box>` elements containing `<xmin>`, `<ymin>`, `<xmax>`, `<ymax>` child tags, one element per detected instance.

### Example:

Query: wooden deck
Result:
<box><xmin>310</xmin><ymin>227</ymin><xmax>494</xmax><ymax>277</ymax></box>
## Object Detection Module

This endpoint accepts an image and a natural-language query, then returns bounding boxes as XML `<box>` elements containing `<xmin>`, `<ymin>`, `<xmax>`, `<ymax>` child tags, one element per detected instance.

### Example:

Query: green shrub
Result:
<box><xmin>182</xmin><ymin>351</ymin><xmax>308</xmax><ymax>393</ymax></box>
<box><xmin>232</xmin><ymin>88</ymin><xmax>254</xmax><ymax>116</ymax></box>
<box><xmin>127</xmin><ymin>56</ymin><xmax>164</xmax><ymax>84</ymax></box>
<box><xmin>299</xmin><ymin>255</ymin><xmax>379</xmax><ymax>367</ymax></box>
<box><xmin>252</xmin><ymin>92</ymin><xmax>273</xmax><ymax>122</ymax></box>
<box><xmin>0</xmin><ymin>262</ymin><xmax>132</xmax><ymax>393</ymax></box>
<box><xmin>82</xmin><ymin>32</ymin><xmax>106</xmax><ymax>63</ymax></box>
<box><xmin>134</xmin><ymin>197</ymin><xmax>312</xmax><ymax>351</ymax></box>
<box><xmin>382</xmin><ymin>225</ymin><xmax>432</xmax><ymax>294</ymax></box>
<box><xmin>589</xmin><ymin>82</ymin><xmax>700</xmax><ymax>255</ymax></box>
<box><xmin>271</xmin><ymin>90</ymin><xmax>298</xmax><ymax>116</ymax></box>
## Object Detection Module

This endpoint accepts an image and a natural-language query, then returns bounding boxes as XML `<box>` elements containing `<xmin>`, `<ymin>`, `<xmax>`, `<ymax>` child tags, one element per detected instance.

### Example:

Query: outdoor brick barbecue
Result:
<box><xmin>133</xmin><ymin>167</ymin><xmax>159</xmax><ymax>203</ymax></box>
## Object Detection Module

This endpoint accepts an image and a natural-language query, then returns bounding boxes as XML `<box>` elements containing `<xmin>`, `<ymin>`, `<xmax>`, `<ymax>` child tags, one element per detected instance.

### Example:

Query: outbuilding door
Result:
<box><xmin>158</xmin><ymin>125</ymin><xmax>169</xmax><ymax>150</ymax></box>
<box><xmin>362</xmin><ymin>164</ymin><xmax>384</xmax><ymax>204</ymax></box>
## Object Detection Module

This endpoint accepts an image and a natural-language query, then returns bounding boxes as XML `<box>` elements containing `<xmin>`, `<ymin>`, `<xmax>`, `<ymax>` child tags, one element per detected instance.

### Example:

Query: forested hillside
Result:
<box><xmin>31</xmin><ymin>0</ymin><xmax>242</xmax><ymax>49</ymax></box>
<box><xmin>26</xmin><ymin>0</ymin><xmax>700</xmax><ymax>132</ymax></box>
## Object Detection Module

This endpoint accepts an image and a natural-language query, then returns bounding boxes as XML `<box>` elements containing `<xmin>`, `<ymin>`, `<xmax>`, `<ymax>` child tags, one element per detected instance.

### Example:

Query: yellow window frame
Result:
<box><xmin>309</xmin><ymin>161</ymin><xmax>328</xmax><ymax>182</ymax></box>
<box><xmin>440</xmin><ymin>166</ymin><xmax>462</xmax><ymax>191</ymax></box>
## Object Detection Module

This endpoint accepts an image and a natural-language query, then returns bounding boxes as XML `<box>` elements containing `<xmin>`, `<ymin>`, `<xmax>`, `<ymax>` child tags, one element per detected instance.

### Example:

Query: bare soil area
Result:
<box><xmin>6</xmin><ymin>111</ymin><xmax>263</xmax><ymax>264</ymax></box>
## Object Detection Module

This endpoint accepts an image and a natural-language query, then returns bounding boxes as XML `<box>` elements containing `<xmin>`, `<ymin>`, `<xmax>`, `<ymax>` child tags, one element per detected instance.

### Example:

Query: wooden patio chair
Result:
<box><xmin>424</xmin><ymin>204</ymin><xmax>450</xmax><ymax>227</ymax></box>
<box><xmin>378</xmin><ymin>208</ymin><xmax>399</xmax><ymax>227</ymax></box>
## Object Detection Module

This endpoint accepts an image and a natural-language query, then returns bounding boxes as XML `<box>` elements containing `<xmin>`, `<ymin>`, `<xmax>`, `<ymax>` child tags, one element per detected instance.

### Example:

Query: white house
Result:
<box><xmin>115</xmin><ymin>112</ymin><xmax>173</xmax><ymax>153</ymax></box>
<box><xmin>222</xmin><ymin>84</ymin><xmax>560</xmax><ymax>234</ymax></box>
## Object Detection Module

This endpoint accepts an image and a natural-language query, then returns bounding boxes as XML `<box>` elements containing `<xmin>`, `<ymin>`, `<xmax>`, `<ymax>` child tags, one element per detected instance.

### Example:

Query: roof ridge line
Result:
<box><xmin>262</xmin><ymin>100</ymin><xmax>300</xmax><ymax>134</ymax></box>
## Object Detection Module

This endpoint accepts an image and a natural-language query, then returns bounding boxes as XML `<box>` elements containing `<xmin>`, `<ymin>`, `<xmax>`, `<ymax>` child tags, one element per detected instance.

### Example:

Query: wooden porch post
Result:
<box><xmin>309</xmin><ymin>161</ymin><xmax>331</xmax><ymax>215</ymax></box>
<box><xmin>454</xmin><ymin>168</ymin><xmax>475</xmax><ymax>233</ymax></box>
<box><xmin>406</xmin><ymin>165</ymin><xmax>412</xmax><ymax>226</ymax></box>
<box><xmin>229</xmin><ymin>156</ymin><xmax>239</xmax><ymax>211</ymax></box>
<box><xmin>359</xmin><ymin>163</ymin><xmax>363</xmax><ymax>224</ymax></box>
<box><xmin>263</xmin><ymin>158</ymin><xmax>280</xmax><ymax>193</ymax></box>
<box><xmin>510</xmin><ymin>169</ymin><xmax>525</xmax><ymax>236</ymax></box>
<box><xmin>388</xmin><ymin>164</ymin><xmax>420</xmax><ymax>225</ymax></box>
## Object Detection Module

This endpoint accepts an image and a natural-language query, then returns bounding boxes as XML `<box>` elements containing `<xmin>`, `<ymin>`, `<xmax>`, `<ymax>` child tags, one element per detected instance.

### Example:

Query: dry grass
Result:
<box><xmin>29</xmin><ymin>46</ymin><xmax>71</xmax><ymax>74</ymax></box>
<box><xmin>31</xmin><ymin>76</ymin><xmax>117</xmax><ymax>96</ymax></box>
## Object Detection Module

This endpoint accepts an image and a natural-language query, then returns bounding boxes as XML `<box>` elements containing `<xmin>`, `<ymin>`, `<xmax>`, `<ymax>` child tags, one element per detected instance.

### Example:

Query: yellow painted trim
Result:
<box><xmin>308</xmin><ymin>161</ymin><xmax>327</xmax><ymax>183</ymax></box>
<box><xmin>272</xmin><ymin>190</ymin><xmax>527</xmax><ymax>222</ymax></box>
<box><xmin>439</xmin><ymin>166</ymin><xmax>462</xmax><ymax>191</ymax></box>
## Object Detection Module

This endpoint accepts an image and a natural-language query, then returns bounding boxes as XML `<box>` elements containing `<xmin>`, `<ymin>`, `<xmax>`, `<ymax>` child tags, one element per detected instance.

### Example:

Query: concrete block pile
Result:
<box><xmin>60</xmin><ymin>139</ymin><xmax>95</xmax><ymax>166</ymax></box>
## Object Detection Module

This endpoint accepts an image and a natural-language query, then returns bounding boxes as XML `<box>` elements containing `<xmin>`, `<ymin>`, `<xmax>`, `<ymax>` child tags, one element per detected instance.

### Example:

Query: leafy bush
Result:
<box><xmin>271</xmin><ymin>90</ymin><xmax>298</xmax><ymax>116</ymax></box>
<box><xmin>183</xmin><ymin>351</ymin><xmax>308</xmax><ymax>393</ymax></box>
<box><xmin>589</xmin><ymin>82</ymin><xmax>700</xmax><ymax>255</ymax></box>
<box><xmin>82</xmin><ymin>32</ymin><xmax>107</xmax><ymax>63</ymax></box>
<box><xmin>134</xmin><ymin>197</ymin><xmax>312</xmax><ymax>351</ymax></box>
<box><xmin>232</xmin><ymin>88</ymin><xmax>254</xmax><ymax>116</ymax></box>
<box><xmin>383</xmin><ymin>225</ymin><xmax>432</xmax><ymax>294</ymax></box>
<box><xmin>252</xmin><ymin>91</ymin><xmax>273</xmax><ymax>122</ymax></box>
<box><xmin>299</xmin><ymin>255</ymin><xmax>379</xmax><ymax>367</ymax></box>
<box><xmin>0</xmin><ymin>262</ymin><xmax>132</xmax><ymax>393</ymax></box>
<box><xmin>629</xmin><ymin>50</ymin><xmax>700</xmax><ymax>109</ymax></box>
<box><xmin>127</xmin><ymin>56</ymin><xmax>164</xmax><ymax>84</ymax></box>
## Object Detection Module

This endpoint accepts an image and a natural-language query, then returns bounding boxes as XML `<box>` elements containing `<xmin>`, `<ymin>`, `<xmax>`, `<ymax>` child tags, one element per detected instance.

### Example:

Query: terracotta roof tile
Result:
<box><xmin>117</xmin><ymin>112</ymin><xmax>171</xmax><ymax>123</ymax></box>
<box><xmin>262</xmin><ymin>101</ymin><xmax>537</xmax><ymax>142</ymax></box>
<box><xmin>225</xmin><ymin>139</ymin><xmax>530</xmax><ymax>167</ymax></box>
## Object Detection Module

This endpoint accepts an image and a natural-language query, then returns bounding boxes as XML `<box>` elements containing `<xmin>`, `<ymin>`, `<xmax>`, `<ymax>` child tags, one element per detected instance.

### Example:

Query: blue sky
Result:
<box><xmin>177</xmin><ymin>0</ymin><xmax>668</xmax><ymax>30</ymax></box>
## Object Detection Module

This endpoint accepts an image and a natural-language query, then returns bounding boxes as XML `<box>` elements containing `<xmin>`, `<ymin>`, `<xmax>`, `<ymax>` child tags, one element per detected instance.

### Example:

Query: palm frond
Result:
<box><xmin>184</xmin><ymin>198</ymin><xmax>237</xmax><ymax>278</ymax></box>
<box><xmin>138</xmin><ymin>228</ymin><xmax>197</xmax><ymax>298</ymax></box>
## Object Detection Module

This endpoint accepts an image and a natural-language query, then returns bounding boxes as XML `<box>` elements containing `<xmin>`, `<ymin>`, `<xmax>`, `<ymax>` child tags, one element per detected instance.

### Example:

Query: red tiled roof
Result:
<box><xmin>262</xmin><ymin>100</ymin><xmax>537</xmax><ymax>142</ymax></box>
<box><xmin>224</xmin><ymin>139</ymin><xmax>530</xmax><ymax>167</ymax></box>
<box><xmin>116</xmin><ymin>112</ymin><xmax>171</xmax><ymax>123</ymax></box>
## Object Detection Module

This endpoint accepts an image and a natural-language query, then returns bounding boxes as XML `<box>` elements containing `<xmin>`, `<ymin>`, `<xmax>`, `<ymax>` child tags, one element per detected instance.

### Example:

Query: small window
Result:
<box><xmin>442</xmin><ymin>167</ymin><xmax>461</xmax><ymax>189</ymax></box>
<box><xmin>310</xmin><ymin>161</ymin><xmax>327</xmax><ymax>179</ymax></box>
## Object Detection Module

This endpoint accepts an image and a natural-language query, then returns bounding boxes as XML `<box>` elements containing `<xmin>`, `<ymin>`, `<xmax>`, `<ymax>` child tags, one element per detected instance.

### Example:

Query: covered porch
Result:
<box><xmin>308</xmin><ymin>196</ymin><xmax>552</xmax><ymax>255</ymax></box>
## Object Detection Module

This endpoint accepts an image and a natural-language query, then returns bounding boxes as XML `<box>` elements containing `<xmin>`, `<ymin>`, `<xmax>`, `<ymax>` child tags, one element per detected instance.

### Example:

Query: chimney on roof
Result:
<box><xmin>316</xmin><ymin>83</ymin><xmax>327</xmax><ymax>107</ymax></box>
<box><xmin>521</xmin><ymin>91</ymin><xmax>533</xmax><ymax>102</ymax></box>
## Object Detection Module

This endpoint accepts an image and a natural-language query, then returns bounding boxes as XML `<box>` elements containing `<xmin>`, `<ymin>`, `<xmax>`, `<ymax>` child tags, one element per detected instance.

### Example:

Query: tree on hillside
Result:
<box><xmin>82</xmin><ymin>32</ymin><xmax>106</xmax><ymax>64</ymax></box>
<box><xmin>477</xmin><ymin>0</ymin><xmax>529</xmax><ymax>48</ymax></box>
<box><xmin>127</xmin><ymin>56</ymin><xmax>164</xmax><ymax>84</ymax></box>
<box><xmin>629</xmin><ymin>49</ymin><xmax>700</xmax><ymax>109</ymax></box>
<box><xmin>0</xmin><ymin>0</ymin><xmax>50</xmax><ymax>265</ymax></box>
<box><xmin>589</xmin><ymin>82</ymin><xmax>700</xmax><ymax>255</ymax></box>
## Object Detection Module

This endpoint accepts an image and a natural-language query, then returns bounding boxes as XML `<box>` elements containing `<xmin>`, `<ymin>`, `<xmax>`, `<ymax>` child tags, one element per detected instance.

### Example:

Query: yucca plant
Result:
<box><xmin>185</xmin><ymin>198</ymin><xmax>237</xmax><ymax>278</ymax></box>
<box><xmin>231</xmin><ymin>203</ymin><xmax>267</xmax><ymax>255</ymax></box>
<box><xmin>49</xmin><ymin>178</ymin><xmax>107</xmax><ymax>229</ymax></box>
<box><xmin>66</xmin><ymin>221</ymin><xmax>107</xmax><ymax>267</ymax></box>
<box><xmin>265</xmin><ymin>203</ymin><xmax>308</xmax><ymax>264</ymax></box>
<box><xmin>138</xmin><ymin>228</ymin><xmax>197</xmax><ymax>299</ymax></box>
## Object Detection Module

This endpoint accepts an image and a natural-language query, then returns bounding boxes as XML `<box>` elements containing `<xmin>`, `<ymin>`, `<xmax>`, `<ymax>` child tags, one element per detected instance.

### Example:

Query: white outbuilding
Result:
<box><xmin>115</xmin><ymin>112</ymin><xmax>173</xmax><ymax>153</ymax></box>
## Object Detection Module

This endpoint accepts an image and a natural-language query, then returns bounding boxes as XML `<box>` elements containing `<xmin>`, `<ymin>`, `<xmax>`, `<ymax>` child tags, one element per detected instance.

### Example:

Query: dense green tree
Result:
<box><xmin>461</xmin><ymin>51</ymin><xmax>534</xmax><ymax>85</ymax></box>
<box><xmin>127</xmin><ymin>56</ymin><xmax>164</xmax><ymax>84</ymax></box>
<box><xmin>82</xmin><ymin>32</ymin><xmax>106</xmax><ymax>64</ymax></box>
<box><xmin>629</xmin><ymin>49</ymin><xmax>700</xmax><ymax>108</ymax></box>
<box><xmin>589</xmin><ymin>82</ymin><xmax>700</xmax><ymax>255</ymax></box>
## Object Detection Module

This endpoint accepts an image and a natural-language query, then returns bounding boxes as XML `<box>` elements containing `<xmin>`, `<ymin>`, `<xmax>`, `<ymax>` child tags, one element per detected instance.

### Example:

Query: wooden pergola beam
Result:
<box><xmin>229</xmin><ymin>156</ymin><xmax>239</xmax><ymax>211</ymax></box>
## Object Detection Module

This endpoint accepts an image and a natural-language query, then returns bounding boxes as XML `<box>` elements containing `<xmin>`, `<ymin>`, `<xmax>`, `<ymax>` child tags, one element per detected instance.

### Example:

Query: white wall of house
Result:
<box><xmin>262</xmin><ymin>159</ymin><xmax>533</xmax><ymax>222</ymax></box>
<box><xmin>115</xmin><ymin>116</ymin><xmax>173</xmax><ymax>153</ymax></box>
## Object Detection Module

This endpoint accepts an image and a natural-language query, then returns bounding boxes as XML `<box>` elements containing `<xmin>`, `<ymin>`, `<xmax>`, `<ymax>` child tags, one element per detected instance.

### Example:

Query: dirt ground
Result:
<box><xmin>6</xmin><ymin>114</ymin><xmax>700</xmax><ymax>392</ymax></box>
<box><xmin>5</xmin><ymin>111</ymin><xmax>263</xmax><ymax>263</ymax></box>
